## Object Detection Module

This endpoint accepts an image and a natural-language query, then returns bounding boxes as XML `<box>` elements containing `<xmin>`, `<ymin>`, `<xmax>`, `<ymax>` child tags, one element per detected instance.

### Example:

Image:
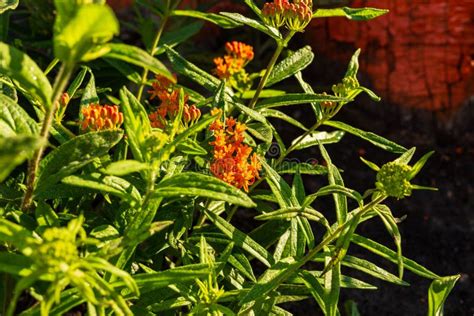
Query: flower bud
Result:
<box><xmin>376</xmin><ymin>162</ymin><xmax>413</xmax><ymax>199</ymax></box>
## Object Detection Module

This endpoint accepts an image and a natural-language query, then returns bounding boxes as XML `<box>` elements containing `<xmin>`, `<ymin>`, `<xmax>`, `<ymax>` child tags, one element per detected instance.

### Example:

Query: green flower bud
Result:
<box><xmin>376</xmin><ymin>162</ymin><xmax>413</xmax><ymax>199</ymax></box>
<box><xmin>34</xmin><ymin>227</ymin><xmax>78</xmax><ymax>272</ymax></box>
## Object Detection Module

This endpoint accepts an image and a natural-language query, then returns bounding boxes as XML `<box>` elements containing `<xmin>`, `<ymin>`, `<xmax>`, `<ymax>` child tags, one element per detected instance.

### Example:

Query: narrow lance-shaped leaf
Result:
<box><xmin>291</xmin><ymin>131</ymin><xmax>345</xmax><ymax>151</ymax></box>
<box><xmin>351</xmin><ymin>234</ymin><xmax>440</xmax><ymax>279</ymax></box>
<box><xmin>153</xmin><ymin>172</ymin><xmax>256</xmax><ymax>208</ymax></box>
<box><xmin>204</xmin><ymin>209</ymin><xmax>274</xmax><ymax>267</ymax></box>
<box><xmin>323</xmin><ymin>120</ymin><xmax>407</xmax><ymax>153</ymax></box>
<box><xmin>103</xmin><ymin>43</ymin><xmax>174</xmax><ymax>81</ymax></box>
<box><xmin>171</xmin><ymin>10</ymin><xmax>242</xmax><ymax>29</ymax></box>
<box><xmin>256</xmin><ymin>93</ymin><xmax>347</xmax><ymax>109</ymax></box>
<box><xmin>313</xmin><ymin>7</ymin><xmax>389</xmax><ymax>21</ymax></box>
<box><xmin>219</xmin><ymin>12</ymin><xmax>282</xmax><ymax>40</ymax></box>
<box><xmin>266</xmin><ymin>46</ymin><xmax>314</xmax><ymax>87</ymax></box>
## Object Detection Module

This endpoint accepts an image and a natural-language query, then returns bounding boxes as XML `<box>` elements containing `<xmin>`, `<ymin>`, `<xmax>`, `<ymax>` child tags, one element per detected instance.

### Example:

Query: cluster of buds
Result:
<box><xmin>213</xmin><ymin>41</ymin><xmax>254</xmax><ymax>91</ymax></box>
<box><xmin>148</xmin><ymin>75</ymin><xmax>201</xmax><ymax>129</ymax></box>
<box><xmin>262</xmin><ymin>0</ymin><xmax>313</xmax><ymax>32</ymax></box>
<box><xmin>33</xmin><ymin>226</ymin><xmax>79</xmax><ymax>273</ymax></box>
<box><xmin>376</xmin><ymin>162</ymin><xmax>413</xmax><ymax>199</ymax></box>
<box><xmin>209</xmin><ymin>108</ymin><xmax>262</xmax><ymax>192</ymax></box>
<box><xmin>80</xmin><ymin>104</ymin><xmax>124</xmax><ymax>131</ymax></box>
<box><xmin>332</xmin><ymin>76</ymin><xmax>359</xmax><ymax>97</ymax></box>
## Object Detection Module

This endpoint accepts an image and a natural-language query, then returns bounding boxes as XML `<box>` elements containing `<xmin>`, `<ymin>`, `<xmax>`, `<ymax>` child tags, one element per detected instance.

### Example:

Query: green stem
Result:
<box><xmin>21</xmin><ymin>63</ymin><xmax>74</xmax><ymax>211</ymax></box>
<box><xmin>248</xmin><ymin>43</ymin><xmax>284</xmax><ymax>109</ymax></box>
<box><xmin>136</xmin><ymin>15</ymin><xmax>169</xmax><ymax>101</ymax></box>
<box><xmin>275</xmin><ymin>119</ymin><xmax>326</xmax><ymax>166</ymax></box>
<box><xmin>290</xmin><ymin>195</ymin><xmax>386</xmax><ymax>278</ymax></box>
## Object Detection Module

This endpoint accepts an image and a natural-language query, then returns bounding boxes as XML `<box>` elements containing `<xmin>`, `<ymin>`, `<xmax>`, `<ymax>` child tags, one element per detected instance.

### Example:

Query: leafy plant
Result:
<box><xmin>0</xmin><ymin>0</ymin><xmax>459</xmax><ymax>315</ymax></box>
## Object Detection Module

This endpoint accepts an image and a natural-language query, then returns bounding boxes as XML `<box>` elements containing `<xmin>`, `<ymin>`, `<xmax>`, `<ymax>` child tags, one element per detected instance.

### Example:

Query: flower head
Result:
<box><xmin>376</xmin><ymin>162</ymin><xmax>413</xmax><ymax>199</ymax></box>
<box><xmin>262</xmin><ymin>0</ymin><xmax>313</xmax><ymax>31</ymax></box>
<box><xmin>148</xmin><ymin>75</ymin><xmax>200</xmax><ymax>130</ymax></box>
<box><xmin>81</xmin><ymin>104</ymin><xmax>124</xmax><ymax>131</ymax></box>
<box><xmin>213</xmin><ymin>42</ymin><xmax>254</xmax><ymax>91</ymax></box>
<box><xmin>209</xmin><ymin>109</ymin><xmax>261</xmax><ymax>191</ymax></box>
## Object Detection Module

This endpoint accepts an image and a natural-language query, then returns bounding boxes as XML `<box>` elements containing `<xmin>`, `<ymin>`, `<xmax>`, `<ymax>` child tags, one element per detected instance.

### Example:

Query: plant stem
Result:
<box><xmin>275</xmin><ymin>119</ymin><xmax>325</xmax><ymax>166</ymax></box>
<box><xmin>136</xmin><ymin>15</ymin><xmax>169</xmax><ymax>101</ymax></box>
<box><xmin>248</xmin><ymin>43</ymin><xmax>284</xmax><ymax>109</ymax></box>
<box><xmin>302</xmin><ymin>195</ymin><xmax>385</xmax><ymax>263</ymax></box>
<box><xmin>21</xmin><ymin>63</ymin><xmax>74</xmax><ymax>211</ymax></box>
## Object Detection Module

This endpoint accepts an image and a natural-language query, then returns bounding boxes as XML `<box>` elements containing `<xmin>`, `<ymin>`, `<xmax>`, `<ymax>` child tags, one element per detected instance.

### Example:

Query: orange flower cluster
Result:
<box><xmin>262</xmin><ymin>0</ymin><xmax>312</xmax><ymax>31</ymax></box>
<box><xmin>148</xmin><ymin>75</ymin><xmax>201</xmax><ymax>129</ymax></box>
<box><xmin>209</xmin><ymin>108</ymin><xmax>261</xmax><ymax>192</ymax></box>
<box><xmin>81</xmin><ymin>104</ymin><xmax>124</xmax><ymax>131</ymax></box>
<box><xmin>213</xmin><ymin>41</ymin><xmax>254</xmax><ymax>80</ymax></box>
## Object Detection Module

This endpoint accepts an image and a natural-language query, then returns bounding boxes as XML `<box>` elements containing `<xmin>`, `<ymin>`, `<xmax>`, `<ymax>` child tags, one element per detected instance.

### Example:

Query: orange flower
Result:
<box><xmin>213</xmin><ymin>42</ymin><xmax>253</xmax><ymax>80</ymax></box>
<box><xmin>148</xmin><ymin>75</ymin><xmax>200</xmax><ymax>129</ymax></box>
<box><xmin>209</xmin><ymin>108</ymin><xmax>261</xmax><ymax>191</ymax></box>
<box><xmin>225</xmin><ymin>41</ymin><xmax>254</xmax><ymax>62</ymax></box>
<box><xmin>81</xmin><ymin>104</ymin><xmax>124</xmax><ymax>131</ymax></box>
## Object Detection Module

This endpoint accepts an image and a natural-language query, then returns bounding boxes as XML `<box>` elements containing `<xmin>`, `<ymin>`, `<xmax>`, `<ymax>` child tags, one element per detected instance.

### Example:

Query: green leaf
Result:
<box><xmin>277</xmin><ymin>162</ymin><xmax>328</xmax><ymax>175</ymax></box>
<box><xmin>36</xmin><ymin>130</ymin><xmax>123</xmax><ymax>194</ymax></box>
<box><xmin>103</xmin><ymin>160</ymin><xmax>149</xmax><ymax>176</ymax></box>
<box><xmin>119</xmin><ymin>87</ymin><xmax>152</xmax><ymax>162</ymax></box>
<box><xmin>427</xmin><ymin>275</ymin><xmax>460</xmax><ymax>316</ymax></box>
<box><xmin>300</xmin><ymin>270</ymin><xmax>326</xmax><ymax>312</ymax></box>
<box><xmin>204</xmin><ymin>209</ymin><xmax>274</xmax><ymax>267</ymax></box>
<box><xmin>103</xmin><ymin>43</ymin><xmax>174</xmax><ymax>81</ymax></box>
<box><xmin>0</xmin><ymin>218</ymin><xmax>39</xmax><ymax>251</ymax></box>
<box><xmin>165</xmin><ymin>46</ymin><xmax>221</xmax><ymax>92</ymax></box>
<box><xmin>304</xmin><ymin>185</ymin><xmax>362</xmax><ymax>208</ymax></box>
<box><xmin>62</xmin><ymin>173</ymin><xmax>141</xmax><ymax>203</ymax></box>
<box><xmin>35</xmin><ymin>201</ymin><xmax>60</xmax><ymax>227</ymax></box>
<box><xmin>177</xmin><ymin>139</ymin><xmax>207</xmax><ymax>156</ymax></box>
<box><xmin>0</xmin><ymin>94</ymin><xmax>38</xmax><ymax>136</ymax></box>
<box><xmin>240</xmin><ymin>257</ymin><xmax>296</xmax><ymax>305</ymax></box>
<box><xmin>324</xmin><ymin>120</ymin><xmax>407</xmax><ymax>153</ymax></box>
<box><xmin>0</xmin><ymin>0</ymin><xmax>18</xmax><ymax>13</ymax></box>
<box><xmin>319</xmin><ymin>144</ymin><xmax>348</xmax><ymax>224</ymax></box>
<box><xmin>314</xmin><ymin>253</ymin><xmax>408</xmax><ymax>286</ymax></box>
<box><xmin>351</xmin><ymin>234</ymin><xmax>440</xmax><ymax>279</ymax></box>
<box><xmin>294</xmin><ymin>72</ymin><xmax>323</xmax><ymax>121</ymax></box>
<box><xmin>241</xmin><ymin>89</ymin><xmax>285</xmax><ymax>99</ymax></box>
<box><xmin>409</xmin><ymin>151</ymin><xmax>434</xmax><ymax>180</ymax></box>
<box><xmin>256</xmin><ymin>93</ymin><xmax>347</xmax><ymax>109</ymax></box>
<box><xmin>266</xmin><ymin>46</ymin><xmax>314</xmax><ymax>87</ymax></box>
<box><xmin>158</xmin><ymin>114</ymin><xmax>216</xmax><ymax>163</ymax></box>
<box><xmin>255</xmin><ymin>207</ymin><xmax>328</xmax><ymax>225</ymax></box>
<box><xmin>154</xmin><ymin>172</ymin><xmax>256</xmax><ymax>208</ymax></box>
<box><xmin>219</xmin><ymin>12</ymin><xmax>281</xmax><ymax>40</ymax></box>
<box><xmin>395</xmin><ymin>147</ymin><xmax>416</xmax><ymax>164</ymax></box>
<box><xmin>374</xmin><ymin>205</ymin><xmax>404</xmax><ymax>278</ymax></box>
<box><xmin>0</xmin><ymin>252</ymin><xmax>32</xmax><ymax>276</ymax></box>
<box><xmin>291</xmin><ymin>131</ymin><xmax>345</xmax><ymax>151</ymax></box>
<box><xmin>171</xmin><ymin>10</ymin><xmax>242</xmax><ymax>29</ymax></box>
<box><xmin>259</xmin><ymin>108</ymin><xmax>308</xmax><ymax>131</ymax></box>
<box><xmin>54</xmin><ymin>3</ymin><xmax>119</xmax><ymax>62</ymax></box>
<box><xmin>0</xmin><ymin>135</ymin><xmax>42</xmax><ymax>182</ymax></box>
<box><xmin>155</xmin><ymin>22</ymin><xmax>204</xmax><ymax>55</ymax></box>
<box><xmin>247</xmin><ymin>122</ymin><xmax>273</xmax><ymax>144</ymax></box>
<box><xmin>313</xmin><ymin>7</ymin><xmax>389</xmax><ymax>21</ymax></box>
<box><xmin>261</xmin><ymin>158</ymin><xmax>299</xmax><ymax>208</ymax></box>
<box><xmin>66</xmin><ymin>67</ymin><xmax>88</xmax><ymax>98</ymax></box>
<box><xmin>79</xmin><ymin>69</ymin><xmax>98</xmax><ymax>109</ymax></box>
<box><xmin>0</xmin><ymin>42</ymin><xmax>52</xmax><ymax>109</ymax></box>
<box><xmin>325</xmin><ymin>263</ymin><xmax>341</xmax><ymax>316</ymax></box>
